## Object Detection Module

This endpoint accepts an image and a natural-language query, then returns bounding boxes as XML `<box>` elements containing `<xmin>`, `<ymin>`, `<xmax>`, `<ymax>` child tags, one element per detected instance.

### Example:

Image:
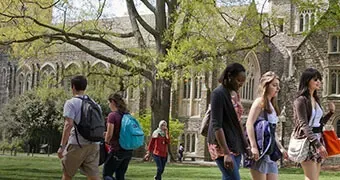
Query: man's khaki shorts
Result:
<box><xmin>62</xmin><ymin>144</ymin><xmax>99</xmax><ymax>177</ymax></box>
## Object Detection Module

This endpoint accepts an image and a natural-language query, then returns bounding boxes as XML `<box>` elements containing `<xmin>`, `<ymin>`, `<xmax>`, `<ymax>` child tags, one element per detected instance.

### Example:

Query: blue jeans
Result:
<box><xmin>215</xmin><ymin>155</ymin><xmax>241</xmax><ymax>180</ymax></box>
<box><xmin>153</xmin><ymin>154</ymin><xmax>167</xmax><ymax>180</ymax></box>
<box><xmin>103</xmin><ymin>150</ymin><xmax>132</xmax><ymax>180</ymax></box>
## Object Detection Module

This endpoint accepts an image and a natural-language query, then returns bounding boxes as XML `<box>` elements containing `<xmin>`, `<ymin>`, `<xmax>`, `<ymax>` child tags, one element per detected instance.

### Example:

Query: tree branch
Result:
<box><xmin>0</xmin><ymin>34</ymin><xmax>47</xmax><ymax>45</ymax></box>
<box><xmin>50</xmin><ymin>35</ymin><xmax>153</xmax><ymax>80</ymax></box>
<box><xmin>125</xmin><ymin>0</ymin><xmax>147</xmax><ymax>49</ymax></box>
<box><xmin>81</xmin><ymin>29</ymin><xmax>134</xmax><ymax>38</ymax></box>
<box><xmin>0</xmin><ymin>13</ymin><xmax>143</xmax><ymax>58</ymax></box>
<box><xmin>126</xmin><ymin>0</ymin><xmax>159</xmax><ymax>37</ymax></box>
<box><xmin>87</xmin><ymin>72</ymin><xmax>136</xmax><ymax>78</ymax></box>
<box><xmin>22</xmin><ymin>0</ymin><xmax>61</xmax><ymax>9</ymax></box>
<box><xmin>140</xmin><ymin>0</ymin><xmax>156</xmax><ymax>14</ymax></box>
<box><xmin>193</xmin><ymin>38</ymin><xmax>264</xmax><ymax>61</ymax></box>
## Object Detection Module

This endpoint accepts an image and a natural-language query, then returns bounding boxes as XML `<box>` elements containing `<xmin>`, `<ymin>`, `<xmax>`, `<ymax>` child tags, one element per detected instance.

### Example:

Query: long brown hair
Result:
<box><xmin>258</xmin><ymin>71</ymin><xmax>280</xmax><ymax>114</ymax></box>
<box><xmin>108</xmin><ymin>93</ymin><xmax>129</xmax><ymax>114</ymax></box>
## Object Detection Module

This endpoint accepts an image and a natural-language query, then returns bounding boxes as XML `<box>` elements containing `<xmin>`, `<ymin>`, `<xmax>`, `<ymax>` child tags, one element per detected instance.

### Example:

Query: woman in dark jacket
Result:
<box><xmin>207</xmin><ymin>63</ymin><xmax>251</xmax><ymax>180</ymax></box>
<box><xmin>292</xmin><ymin>68</ymin><xmax>335</xmax><ymax>180</ymax></box>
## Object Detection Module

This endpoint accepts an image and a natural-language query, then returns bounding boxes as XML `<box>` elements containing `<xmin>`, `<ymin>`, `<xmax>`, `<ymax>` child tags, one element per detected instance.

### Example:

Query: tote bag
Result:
<box><xmin>323</xmin><ymin>125</ymin><xmax>340</xmax><ymax>157</ymax></box>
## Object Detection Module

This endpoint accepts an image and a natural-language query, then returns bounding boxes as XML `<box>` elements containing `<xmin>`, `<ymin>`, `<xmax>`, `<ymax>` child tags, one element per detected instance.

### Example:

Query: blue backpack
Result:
<box><xmin>119</xmin><ymin>114</ymin><xmax>145</xmax><ymax>150</ymax></box>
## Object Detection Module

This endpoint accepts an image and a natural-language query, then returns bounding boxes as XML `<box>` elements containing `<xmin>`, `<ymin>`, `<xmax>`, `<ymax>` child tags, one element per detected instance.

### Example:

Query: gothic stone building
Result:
<box><xmin>1</xmin><ymin>1</ymin><xmax>340</xmax><ymax>164</ymax></box>
<box><xmin>172</xmin><ymin>0</ymin><xmax>340</xmax><ymax>164</ymax></box>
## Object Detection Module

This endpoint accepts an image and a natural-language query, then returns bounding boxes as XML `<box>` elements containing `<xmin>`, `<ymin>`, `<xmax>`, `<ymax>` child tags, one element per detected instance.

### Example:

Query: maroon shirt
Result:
<box><xmin>107</xmin><ymin>111</ymin><xmax>123</xmax><ymax>152</ymax></box>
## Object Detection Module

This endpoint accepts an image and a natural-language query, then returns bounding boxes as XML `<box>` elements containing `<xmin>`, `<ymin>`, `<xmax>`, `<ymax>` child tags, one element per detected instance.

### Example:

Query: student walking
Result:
<box><xmin>291</xmin><ymin>68</ymin><xmax>335</xmax><ymax>180</ymax></box>
<box><xmin>58</xmin><ymin>75</ymin><xmax>103</xmax><ymax>180</ymax></box>
<box><xmin>103</xmin><ymin>93</ymin><xmax>132</xmax><ymax>180</ymax></box>
<box><xmin>245</xmin><ymin>71</ymin><xmax>288</xmax><ymax>180</ymax></box>
<box><xmin>145</xmin><ymin>120</ymin><xmax>170</xmax><ymax>180</ymax></box>
<box><xmin>178</xmin><ymin>143</ymin><xmax>184</xmax><ymax>162</ymax></box>
<box><xmin>207</xmin><ymin>63</ymin><xmax>251</xmax><ymax>180</ymax></box>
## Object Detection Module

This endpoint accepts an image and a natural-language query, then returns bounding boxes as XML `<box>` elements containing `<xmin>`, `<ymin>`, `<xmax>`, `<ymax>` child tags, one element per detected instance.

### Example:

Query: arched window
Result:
<box><xmin>191</xmin><ymin>134</ymin><xmax>196</xmax><ymax>152</ymax></box>
<box><xmin>299</xmin><ymin>14</ymin><xmax>304</xmax><ymax>32</ymax></box>
<box><xmin>305</xmin><ymin>14</ymin><xmax>309</xmax><ymax>31</ymax></box>
<box><xmin>310</xmin><ymin>14</ymin><xmax>315</xmax><ymax>26</ymax></box>
<box><xmin>241</xmin><ymin>51</ymin><xmax>260</xmax><ymax>101</ymax></box>
<box><xmin>17</xmin><ymin>74</ymin><xmax>24</xmax><ymax>95</ymax></box>
<box><xmin>183</xmin><ymin>78</ymin><xmax>191</xmax><ymax>99</ymax></box>
<box><xmin>186</xmin><ymin>134</ymin><xmax>190</xmax><ymax>152</ymax></box>
<box><xmin>331</xmin><ymin>36</ymin><xmax>338</xmax><ymax>52</ymax></box>
<box><xmin>26</xmin><ymin>74</ymin><xmax>31</xmax><ymax>91</ymax></box>
<box><xmin>63</xmin><ymin>63</ymin><xmax>80</xmax><ymax>91</ymax></box>
<box><xmin>194</xmin><ymin>77</ymin><xmax>202</xmax><ymax>99</ymax></box>
<box><xmin>298</xmin><ymin>10</ymin><xmax>316</xmax><ymax>32</ymax></box>
<box><xmin>331</xmin><ymin>73</ymin><xmax>337</xmax><ymax>94</ymax></box>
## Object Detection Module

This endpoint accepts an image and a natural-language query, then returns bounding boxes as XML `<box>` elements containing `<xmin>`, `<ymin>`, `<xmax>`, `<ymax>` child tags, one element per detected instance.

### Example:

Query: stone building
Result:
<box><xmin>171</xmin><ymin>0</ymin><xmax>340</xmax><ymax>164</ymax></box>
<box><xmin>1</xmin><ymin>0</ymin><xmax>340</xmax><ymax>164</ymax></box>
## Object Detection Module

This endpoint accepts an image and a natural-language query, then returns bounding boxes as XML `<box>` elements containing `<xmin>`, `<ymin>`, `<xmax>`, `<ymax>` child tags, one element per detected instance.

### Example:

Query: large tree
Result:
<box><xmin>0</xmin><ymin>0</ymin><xmax>272</xmax><ymax>131</ymax></box>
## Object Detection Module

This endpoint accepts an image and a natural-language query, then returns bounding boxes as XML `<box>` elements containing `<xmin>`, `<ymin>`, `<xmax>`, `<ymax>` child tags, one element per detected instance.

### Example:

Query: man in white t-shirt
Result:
<box><xmin>57</xmin><ymin>75</ymin><xmax>100</xmax><ymax>180</ymax></box>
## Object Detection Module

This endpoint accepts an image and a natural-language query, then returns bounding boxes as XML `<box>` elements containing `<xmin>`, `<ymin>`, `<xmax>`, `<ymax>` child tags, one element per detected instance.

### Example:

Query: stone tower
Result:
<box><xmin>268</xmin><ymin>0</ymin><xmax>295</xmax><ymax>34</ymax></box>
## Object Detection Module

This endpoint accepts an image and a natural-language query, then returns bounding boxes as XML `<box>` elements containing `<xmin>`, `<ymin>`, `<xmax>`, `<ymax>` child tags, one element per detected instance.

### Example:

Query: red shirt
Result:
<box><xmin>147</xmin><ymin>134</ymin><xmax>170</xmax><ymax>158</ymax></box>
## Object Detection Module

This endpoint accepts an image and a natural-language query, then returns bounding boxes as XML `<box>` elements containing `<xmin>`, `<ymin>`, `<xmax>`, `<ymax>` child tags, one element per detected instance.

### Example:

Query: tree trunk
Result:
<box><xmin>150</xmin><ymin>78</ymin><xmax>171</xmax><ymax>131</ymax></box>
<box><xmin>150</xmin><ymin>78</ymin><xmax>175</xmax><ymax>161</ymax></box>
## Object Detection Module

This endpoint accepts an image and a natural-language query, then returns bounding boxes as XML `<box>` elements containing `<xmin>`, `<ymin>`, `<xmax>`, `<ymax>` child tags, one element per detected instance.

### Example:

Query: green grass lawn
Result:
<box><xmin>0</xmin><ymin>155</ymin><xmax>339</xmax><ymax>180</ymax></box>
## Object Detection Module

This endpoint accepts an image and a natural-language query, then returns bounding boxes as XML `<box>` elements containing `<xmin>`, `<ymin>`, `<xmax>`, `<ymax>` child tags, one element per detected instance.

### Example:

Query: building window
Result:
<box><xmin>298</xmin><ymin>10</ymin><xmax>315</xmax><ymax>32</ymax></box>
<box><xmin>183</xmin><ymin>133</ymin><xmax>196</xmax><ymax>153</ymax></box>
<box><xmin>183</xmin><ymin>78</ymin><xmax>191</xmax><ymax>99</ymax></box>
<box><xmin>330</xmin><ymin>70</ymin><xmax>340</xmax><ymax>95</ymax></box>
<box><xmin>26</xmin><ymin>74</ymin><xmax>31</xmax><ymax>91</ymax></box>
<box><xmin>330</xmin><ymin>35</ymin><xmax>339</xmax><ymax>53</ymax></box>
<box><xmin>185</xmin><ymin>134</ymin><xmax>190</xmax><ymax>152</ymax></box>
<box><xmin>310</xmin><ymin>14</ymin><xmax>315</xmax><ymax>27</ymax></box>
<box><xmin>18</xmin><ymin>74</ymin><xmax>24</xmax><ymax>95</ymax></box>
<box><xmin>299</xmin><ymin>14</ymin><xmax>304</xmax><ymax>32</ymax></box>
<box><xmin>193</xmin><ymin>77</ymin><xmax>202</xmax><ymax>99</ymax></box>
<box><xmin>278</xmin><ymin>18</ymin><xmax>284</xmax><ymax>32</ymax></box>
<box><xmin>241</xmin><ymin>68</ymin><xmax>255</xmax><ymax>100</ymax></box>
<box><xmin>191</xmin><ymin>134</ymin><xmax>196</xmax><ymax>152</ymax></box>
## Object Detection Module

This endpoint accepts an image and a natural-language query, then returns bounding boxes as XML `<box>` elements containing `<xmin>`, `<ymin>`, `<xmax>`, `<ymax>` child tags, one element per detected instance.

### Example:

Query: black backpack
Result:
<box><xmin>75</xmin><ymin>95</ymin><xmax>105</xmax><ymax>146</ymax></box>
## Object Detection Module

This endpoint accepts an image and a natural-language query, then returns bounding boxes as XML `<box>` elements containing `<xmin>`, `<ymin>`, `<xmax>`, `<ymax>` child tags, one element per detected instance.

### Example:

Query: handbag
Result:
<box><xmin>323</xmin><ymin>125</ymin><xmax>340</xmax><ymax>157</ymax></box>
<box><xmin>200</xmin><ymin>105</ymin><xmax>211</xmax><ymax>137</ymax></box>
<box><xmin>99</xmin><ymin>140</ymin><xmax>109</xmax><ymax>166</ymax></box>
<box><xmin>288</xmin><ymin>113</ymin><xmax>317</xmax><ymax>163</ymax></box>
<box><xmin>288</xmin><ymin>135</ymin><xmax>310</xmax><ymax>163</ymax></box>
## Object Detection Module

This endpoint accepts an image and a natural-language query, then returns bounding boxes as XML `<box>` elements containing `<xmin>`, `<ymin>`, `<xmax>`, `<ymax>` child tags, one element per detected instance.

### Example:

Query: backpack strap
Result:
<box><xmin>74</xmin><ymin>95</ymin><xmax>87</xmax><ymax>148</ymax></box>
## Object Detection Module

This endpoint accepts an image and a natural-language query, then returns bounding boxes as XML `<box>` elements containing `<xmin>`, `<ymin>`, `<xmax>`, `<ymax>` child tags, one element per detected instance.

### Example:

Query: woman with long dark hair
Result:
<box><xmin>103</xmin><ymin>93</ymin><xmax>131</xmax><ymax>180</ymax></box>
<box><xmin>207</xmin><ymin>63</ymin><xmax>251</xmax><ymax>180</ymax></box>
<box><xmin>292</xmin><ymin>68</ymin><xmax>335</xmax><ymax>179</ymax></box>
